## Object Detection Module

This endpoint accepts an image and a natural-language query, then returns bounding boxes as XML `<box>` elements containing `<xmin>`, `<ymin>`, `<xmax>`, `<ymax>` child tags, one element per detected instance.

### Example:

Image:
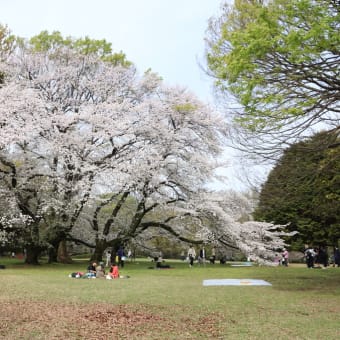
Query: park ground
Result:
<box><xmin>0</xmin><ymin>257</ymin><xmax>339</xmax><ymax>339</ymax></box>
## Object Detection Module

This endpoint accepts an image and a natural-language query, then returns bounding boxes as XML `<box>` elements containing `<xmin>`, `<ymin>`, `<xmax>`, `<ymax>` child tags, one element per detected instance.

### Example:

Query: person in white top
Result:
<box><xmin>105</xmin><ymin>251</ymin><xmax>111</xmax><ymax>267</ymax></box>
<box><xmin>187</xmin><ymin>245</ymin><xmax>196</xmax><ymax>267</ymax></box>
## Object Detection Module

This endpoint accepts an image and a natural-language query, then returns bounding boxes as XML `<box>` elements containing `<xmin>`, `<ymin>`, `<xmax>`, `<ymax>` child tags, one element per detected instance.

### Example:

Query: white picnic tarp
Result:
<box><xmin>203</xmin><ymin>279</ymin><xmax>272</xmax><ymax>286</ymax></box>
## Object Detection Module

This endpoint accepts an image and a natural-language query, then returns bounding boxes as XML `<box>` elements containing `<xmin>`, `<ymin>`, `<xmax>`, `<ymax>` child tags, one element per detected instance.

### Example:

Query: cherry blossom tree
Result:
<box><xmin>0</xmin><ymin>47</ymin><xmax>139</xmax><ymax>262</ymax></box>
<box><xmin>0</xmin><ymin>43</ymin><xmax>223</xmax><ymax>261</ymax></box>
<box><xmin>68</xmin><ymin>78</ymin><xmax>229</xmax><ymax>260</ymax></box>
<box><xmin>0</xmin><ymin>35</ymin><xmax>294</xmax><ymax>264</ymax></box>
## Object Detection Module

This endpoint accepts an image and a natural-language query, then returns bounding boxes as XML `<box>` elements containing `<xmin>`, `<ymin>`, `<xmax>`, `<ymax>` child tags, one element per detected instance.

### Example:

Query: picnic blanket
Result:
<box><xmin>231</xmin><ymin>262</ymin><xmax>253</xmax><ymax>267</ymax></box>
<box><xmin>203</xmin><ymin>279</ymin><xmax>272</xmax><ymax>286</ymax></box>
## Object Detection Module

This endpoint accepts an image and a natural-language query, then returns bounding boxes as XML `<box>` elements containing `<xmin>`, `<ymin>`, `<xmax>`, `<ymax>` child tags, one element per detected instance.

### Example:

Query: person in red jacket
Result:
<box><xmin>108</xmin><ymin>264</ymin><xmax>120</xmax><ymax>279</ymax></box>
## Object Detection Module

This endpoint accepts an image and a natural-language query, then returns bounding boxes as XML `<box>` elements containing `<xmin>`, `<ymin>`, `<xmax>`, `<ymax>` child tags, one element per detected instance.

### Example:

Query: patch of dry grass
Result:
<box><xmin>1</xmin><ymin>300</ymin><xmax>223</xmax><ymax>339</ymax></box>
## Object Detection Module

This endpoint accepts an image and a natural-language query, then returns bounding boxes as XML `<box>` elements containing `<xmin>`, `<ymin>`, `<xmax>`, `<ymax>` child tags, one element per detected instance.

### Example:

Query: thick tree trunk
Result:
<box><xmin>48</xmin><ymin>246</ymin><xmax>58</xmax><ymax>264</ymax></box>
<box><xmin>24</xmin><ymin>245</ymin><xmax>42</xmax><ymax>265</ymax></box>
<box><xmin>23</xmin><ymin>221</ymin><xmax>45</xmax><ymax>265</ymax></box>
<box><xmin>57</xmin><ymin>240</ymin><xmax>73</xmax><ymax>264</ymax></box>
<box><xmin>90</xmin><ymin>239</ymin><xmax>108</xmax><ymax>262</ymax></box>
<box><xmin>47</xmin><ymin>229</ymin><xmax>69</xmax><ymax>263</ymax></box>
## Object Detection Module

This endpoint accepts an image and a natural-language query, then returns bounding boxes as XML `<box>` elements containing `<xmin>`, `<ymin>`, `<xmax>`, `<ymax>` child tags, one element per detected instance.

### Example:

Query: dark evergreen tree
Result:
<box><xmin>254</xmin><ymin>130</ymin><xmax>340</xmax><ymax>249</ymax></box>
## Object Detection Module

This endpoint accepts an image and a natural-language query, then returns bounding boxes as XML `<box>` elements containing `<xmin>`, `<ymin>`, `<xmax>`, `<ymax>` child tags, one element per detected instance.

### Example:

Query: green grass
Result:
<box><xmin>1</xmin><ymin>257</ymin><xmax>340</xmax><ymax>339</ymax></box>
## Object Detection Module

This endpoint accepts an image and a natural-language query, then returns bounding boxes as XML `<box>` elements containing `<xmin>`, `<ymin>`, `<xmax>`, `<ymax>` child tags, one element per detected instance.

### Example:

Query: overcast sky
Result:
<box><xmin>1</xmin><ymin>0</ymin><xmax>223</xmax><ymax>102</ymax></box>
<box><xmin>1</xmin><ymin>0</ymin><xmax>257</xmax><ymax>190</ymax></box>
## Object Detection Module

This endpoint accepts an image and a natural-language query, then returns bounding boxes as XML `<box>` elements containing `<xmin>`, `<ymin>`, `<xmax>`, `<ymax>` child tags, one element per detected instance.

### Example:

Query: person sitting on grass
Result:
<box><xmin>82</xmin><ymin>262</ymin><xmax>97</xmax><ymax>278</ymax></box>
<box><xmin>106</xmin><ymin>263</ymin><xmax>130</xmax><ymax>279</ymax></box>
<box><xmin>156</xmin><ymin>256</ymin><xmax>171</xmax><ymax>269</ymax></box>
<box><xmin>107</xmin><ymin>263</ymin><xmax>120</xmax><ymax>279</ymax></box>
<box><xmin>96</xmin><ymin>262</ymin><xmax>106</xmax><ymax>278</ymax></box>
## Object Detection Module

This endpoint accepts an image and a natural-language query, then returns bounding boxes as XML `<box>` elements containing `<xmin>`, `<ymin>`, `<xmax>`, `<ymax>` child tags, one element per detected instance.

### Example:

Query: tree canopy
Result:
<box><xmin>0</xmin><ymin>28</ymin><xmax>292</xmax><ymax>264</ymax></box>
<box><xmin>206</xmin><ymin>0</ymin><xmax>340</xmax><ymax>159</ymax></box>
<box><xmin>29</xmin><ymin>30</ymin><xmax>132</xmax><ymax>66</ymax></box>
<box><xmin>254</xmin><ymin>130</ymin><xmax>340</xmax><ymax>248</ymax></box>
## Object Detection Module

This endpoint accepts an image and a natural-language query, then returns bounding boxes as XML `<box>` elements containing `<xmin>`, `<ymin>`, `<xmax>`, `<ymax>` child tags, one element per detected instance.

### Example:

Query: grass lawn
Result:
<box><xmin>0</xmin><ymin>257</ymin><xmax>339</xmax><ymax>339</ymax></box>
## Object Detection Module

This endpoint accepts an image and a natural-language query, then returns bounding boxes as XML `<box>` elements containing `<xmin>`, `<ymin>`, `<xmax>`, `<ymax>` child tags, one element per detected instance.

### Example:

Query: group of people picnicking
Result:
<box><xmin>69</xmin><ymin>246</ymin><xmax>131</xmax><ymax>279</ymax></box>
<box><xmin>69</xmin><ymin>261</ymin><xmax>125</xmax><ymax>279</ymax></box>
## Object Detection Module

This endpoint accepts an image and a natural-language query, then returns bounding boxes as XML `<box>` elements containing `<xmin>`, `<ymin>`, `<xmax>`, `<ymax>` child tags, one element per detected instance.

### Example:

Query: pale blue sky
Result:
<box><xmin>1</xmin><ymin>0</ymin><xmax>223</xmax><ymax>102</ymax></box>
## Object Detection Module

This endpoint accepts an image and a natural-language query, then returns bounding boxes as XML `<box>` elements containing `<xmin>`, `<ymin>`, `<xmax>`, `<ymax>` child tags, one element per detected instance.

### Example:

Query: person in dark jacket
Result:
<box><xmin>304</xmin><ymin>246</ymin><xmax>315</xmax><ymax>268</ymax></box>
<box><xmin>334</xmin><ymin>247</ymin><xmax>340</xmax><ymax>267</ymax></box>
<box><xmin>318</xmin><ymin>247</ymin><xmax>328</xmax><ymax>267</ymax></box>
<box><xmin>117</xmin><ymin>246</ymin><xmax>125</xmax><ymax>268</ymax></box>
